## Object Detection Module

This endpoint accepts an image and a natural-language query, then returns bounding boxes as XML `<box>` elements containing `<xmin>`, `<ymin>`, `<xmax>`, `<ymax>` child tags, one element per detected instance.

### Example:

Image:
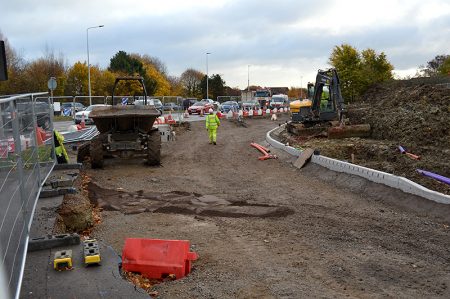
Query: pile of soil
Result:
<box><xmin>283</xmin><ymin>78</ymin><xmax>450</xmax><ymax>194</ymax></box>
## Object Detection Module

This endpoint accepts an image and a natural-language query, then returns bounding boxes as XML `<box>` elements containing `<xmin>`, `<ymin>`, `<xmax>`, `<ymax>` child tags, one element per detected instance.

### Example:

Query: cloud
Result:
<box><xmin>1</xmin><ymin>0</ymin><xmax>449</xmax><ymax>88</ymax></box>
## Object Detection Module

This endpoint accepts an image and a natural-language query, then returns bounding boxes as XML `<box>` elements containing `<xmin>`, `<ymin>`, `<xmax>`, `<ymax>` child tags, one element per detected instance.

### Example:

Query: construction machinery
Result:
<box><xmin>287</xmin><ymin>69</ymin><xmax>370</xmax><ymax>139</ymax></box>
<box><xmin>84</xmin><ymin>77</ymin><xmax>161</xmax><ymax>168</ymax></box>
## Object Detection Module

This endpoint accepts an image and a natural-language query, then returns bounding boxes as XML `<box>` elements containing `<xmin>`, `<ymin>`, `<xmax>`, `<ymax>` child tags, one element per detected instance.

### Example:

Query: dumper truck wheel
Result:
<box><xmin>77</xmin><ymin>142</ymin><xmax>90</xmax><ymax>163</ymax></box>
<box><xmin>90</xmin><ymin>137</ymin><xmax>104</xmax><ymax>169</ymax></box>
<box><xmin>147</xmin><ymin>129</ymin><xmax>161</xmax><ymax>166</ymax></box>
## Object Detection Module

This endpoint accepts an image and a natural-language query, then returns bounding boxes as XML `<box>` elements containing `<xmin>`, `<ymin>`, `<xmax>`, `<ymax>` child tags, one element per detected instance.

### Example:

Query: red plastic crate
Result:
<box><xmin>122</xmin><ymin>238</ymin><xmax>198</xmax><ymax>279</ymax></box>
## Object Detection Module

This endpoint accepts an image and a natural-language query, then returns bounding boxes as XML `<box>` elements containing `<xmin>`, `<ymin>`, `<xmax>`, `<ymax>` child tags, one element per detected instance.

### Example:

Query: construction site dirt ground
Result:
<box><xmin>64</xmin><ymin>114</ymin><xmax>450</xmax><ymax>298</ymax></box>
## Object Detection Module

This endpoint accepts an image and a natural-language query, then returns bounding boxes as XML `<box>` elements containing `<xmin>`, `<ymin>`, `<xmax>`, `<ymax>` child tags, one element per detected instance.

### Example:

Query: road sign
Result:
<box><xmin>47</xmin><ymin>77</ymin><xmax>57</xmax><ymax>91</ymax></box>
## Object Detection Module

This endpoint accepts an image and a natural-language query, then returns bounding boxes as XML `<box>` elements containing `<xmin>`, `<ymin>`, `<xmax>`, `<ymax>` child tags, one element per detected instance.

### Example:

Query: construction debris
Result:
<box><xmin>293</xmin><ymin>148</ymin><xmax>315</xmax><ymax>169</ymax></box>
<box><xmin>251</xmin><ymin>142</ymin><xmax>277</xmax><ymax>160</ymax></box>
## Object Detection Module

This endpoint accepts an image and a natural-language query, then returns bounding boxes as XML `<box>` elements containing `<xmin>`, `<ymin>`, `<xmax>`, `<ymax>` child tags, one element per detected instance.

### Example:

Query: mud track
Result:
<box><xmin>85</xmin><ymin>116</ymin><xmax>450</xmax><ymax>298</ymax></box>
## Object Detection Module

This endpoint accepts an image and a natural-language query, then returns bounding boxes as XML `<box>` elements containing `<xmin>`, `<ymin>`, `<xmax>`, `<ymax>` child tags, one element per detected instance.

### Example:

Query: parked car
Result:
<box><xmin>134</xmin><ymin>98</ymin><xmax>163</xmax><ymax>115</ymax></box>
<box><xmin>74</xmin><ymin>104</ymin><xmax>109</xmax><ymax>124</ymax></box>
<box><xmin>241</xmin><ymin>100</ymin><xmax>260</xmax><ymax>111</ymax></box>
<box><xmin>2</xmin><ymin>101</ymin><xmax>51</xmax><ymax>130</ymax></box>
<box><xmin>61</xmin><ymin>102</ymin><xmax>85</xmax><ymax>116</ymax></box>
<box><xmin>163</xmin><ymin>102</ymin><xmax>181</xmax><ymax>111</ymax></box>
<box><xmin>187</xmin><ymin>101</ymin><xmax>214</xmax><ymax>114</ymax></box>
<box><xmin>220</xmin><ymin>101</ymin><xmax>240</xmax><ymax>113</ymax></box>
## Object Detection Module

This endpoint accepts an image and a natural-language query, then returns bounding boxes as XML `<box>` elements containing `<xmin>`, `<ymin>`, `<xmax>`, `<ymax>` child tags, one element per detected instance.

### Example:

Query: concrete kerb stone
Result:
<box><xmin>28</xmin><ymin>234</ymin><xmax>81</xmax><ymax>252</ymax></box>
<box><xmin>266</xmin><ymin>124</ymin><xmax>450</xmax><ymax>205</ymax></box>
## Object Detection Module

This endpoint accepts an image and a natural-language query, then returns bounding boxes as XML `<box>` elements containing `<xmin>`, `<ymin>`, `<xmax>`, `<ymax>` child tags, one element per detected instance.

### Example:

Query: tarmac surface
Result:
<box><xmin>20</xmin><ymin>168</ymin><xmax>148</xmax><ymax>299</ymax></box>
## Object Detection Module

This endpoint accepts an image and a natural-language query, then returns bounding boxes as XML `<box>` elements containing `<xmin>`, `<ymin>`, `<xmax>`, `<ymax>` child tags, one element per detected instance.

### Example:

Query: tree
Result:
<box><xmin>65</xmin><ymin>61</ymin><xmax>88</xmax><ymax>96</ymax></box>
<box><xmin>109</xmin><ymin>51</ymin><xmax>144</xmax><ymax>75</ymax></box>
<box><xmin>96</xmin><ymin>70</ymin><xmax>116</xmax><ymax>96</ymax></box>
<box><xmin>22</xmin><ymin>48</ymin><xmax>66</xmax><ymax>95</ymax></box>
<box><xmin>0</xmin><ymin>31</ymin><xmax>28</xmax><ymax>94</ymax></box>
<box><xmin>145</xmin><ymin>63</ymin><xmax>170</xmax><ymax>96</ymax></box>
<box><xmin>421</xmin><ymin>54</ymin><xmax>450</xmax><ymax>77</ymax></box>
<box><xmin>438</xmin><ymin>56</ymin><xmax>450</xmax><ymax>76</ymax></box>
<box><xmin>167</xmin><ymin>75</ymin><xmax>183</xmax><ymax>96</ymax></box>
<box><xmin>180</xmin><ymin>68</ymin><xmax>203</xmax><ymax>98</ymax></box>
<box><xmin>329</xmin><ymin>44</ymin><xmax>393</xmax><ymax>101</ymax></box>
<box><xmin>224</xmin><ymin>86</ymin><xmax>241</xmax><ymax>96</ymax></box>
<box><xmin>200</xmin><ymin>74</ymin><xmax>225</xmax><ymax>100</ymax></box>
<box><xmin>288</xmin><ymin>87</ymin><xmax>306</xmax><ymax>99</ymax></box>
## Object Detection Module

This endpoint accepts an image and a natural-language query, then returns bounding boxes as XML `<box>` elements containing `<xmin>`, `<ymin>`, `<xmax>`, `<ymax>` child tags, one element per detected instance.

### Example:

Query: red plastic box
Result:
<box><xmin>122</xmin><ymin>238</ymin><xmax>198</xmax><ymax>279</ymax></box>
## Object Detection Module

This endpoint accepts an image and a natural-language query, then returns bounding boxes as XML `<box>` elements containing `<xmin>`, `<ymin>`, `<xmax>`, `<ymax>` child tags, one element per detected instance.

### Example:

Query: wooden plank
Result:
<box><xmin>293</xmin><ymin>148</ymin><xmax>314</xmax><ymax>169</ymax></box>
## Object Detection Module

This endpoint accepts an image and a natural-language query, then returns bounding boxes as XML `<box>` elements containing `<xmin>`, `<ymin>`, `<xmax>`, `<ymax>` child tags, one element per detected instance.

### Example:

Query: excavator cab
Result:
<box><xmin>290</xmin><ymin>68</ymin><xmax>345</xmax><ymax>124</ymax></box>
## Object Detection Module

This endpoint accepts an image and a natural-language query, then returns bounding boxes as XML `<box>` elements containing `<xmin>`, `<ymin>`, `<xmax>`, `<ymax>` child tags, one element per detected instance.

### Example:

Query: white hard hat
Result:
<box><xmin>208</xmin><ymin>108</ymin><xmax>213</xmax><ymax>114</ymax></box>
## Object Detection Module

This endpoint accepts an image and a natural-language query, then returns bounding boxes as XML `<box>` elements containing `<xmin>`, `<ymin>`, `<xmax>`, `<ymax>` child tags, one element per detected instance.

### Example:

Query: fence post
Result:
<box><xmin>9</xmin><ymin>100</ymin><xmax>27</xmax><ymax>219</ymax></box>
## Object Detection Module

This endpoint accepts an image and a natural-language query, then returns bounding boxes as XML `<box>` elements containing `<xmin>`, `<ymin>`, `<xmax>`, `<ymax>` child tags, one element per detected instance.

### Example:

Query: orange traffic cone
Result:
<box><xmin>35</xmin><ymin>126</ymin><xmax>44</xmax><ymax>145</ymax></box>
<box><xmin>80</xmin><ymin>114</ymin><xmax>86</xmax><ymax>129</ymax></box>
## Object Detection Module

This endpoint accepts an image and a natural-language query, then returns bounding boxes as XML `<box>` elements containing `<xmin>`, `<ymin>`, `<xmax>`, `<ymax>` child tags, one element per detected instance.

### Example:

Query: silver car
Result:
<box><xmin>74</xmin><ymin>104</ymin><xmax>109</xmax><ymax>124</ymax></box>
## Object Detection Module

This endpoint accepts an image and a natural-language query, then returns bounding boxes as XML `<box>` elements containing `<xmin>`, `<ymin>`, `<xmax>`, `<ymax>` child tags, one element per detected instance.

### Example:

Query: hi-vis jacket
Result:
<box><xmin>205</xmin><ymin>114</ymin><xmax>220</xmax><ymax>130</ymax></box>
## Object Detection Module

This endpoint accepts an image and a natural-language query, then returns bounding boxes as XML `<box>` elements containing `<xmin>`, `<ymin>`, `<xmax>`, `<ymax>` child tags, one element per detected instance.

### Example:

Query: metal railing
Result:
<box><xmin>0</xmin><ymin>92</ymin><xmax>56</xmax><ymax>299</ymax></box>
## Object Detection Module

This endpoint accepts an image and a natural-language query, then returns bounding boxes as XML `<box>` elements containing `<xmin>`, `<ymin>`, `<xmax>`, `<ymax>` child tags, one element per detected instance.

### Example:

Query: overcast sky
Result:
<box><xmin>1</xmin><ymin>0</ymin><xmax>449</xmax><ymax>89</ymax></box>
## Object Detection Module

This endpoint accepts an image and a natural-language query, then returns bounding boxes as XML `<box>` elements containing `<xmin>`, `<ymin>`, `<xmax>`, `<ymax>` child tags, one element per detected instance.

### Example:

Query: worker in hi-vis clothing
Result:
<box><xmin>205</xmin><ymin>108</ymin><xmax>220</xmax><ymax>145</ymax></box>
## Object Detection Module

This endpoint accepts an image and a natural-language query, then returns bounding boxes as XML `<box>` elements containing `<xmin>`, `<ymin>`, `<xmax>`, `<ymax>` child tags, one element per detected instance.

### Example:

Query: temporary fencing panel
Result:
<box><xmin>0</xmin><ymin>93</ymin><xmax>56</xmax><ymax>299</ymax></box>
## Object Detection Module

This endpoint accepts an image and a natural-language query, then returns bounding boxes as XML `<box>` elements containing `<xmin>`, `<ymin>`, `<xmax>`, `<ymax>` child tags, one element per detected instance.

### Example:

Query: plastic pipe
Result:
<box><xmin>416</xmin><ymin>169</ymin><xmax>450</xmax><ymax>186</ymax></box>
<box><xmin>405</xmin><ymin>152</ymin><xmax>420</xmax><ymax>160</ymax></box>
<box><xmin>251</xmin><ymin>143</ymin><xmax>276</xmax><ymax>160</ymax></box>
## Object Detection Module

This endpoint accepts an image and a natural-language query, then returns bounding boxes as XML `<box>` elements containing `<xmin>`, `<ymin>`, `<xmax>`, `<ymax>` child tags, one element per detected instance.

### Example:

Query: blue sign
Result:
<box><xmin>63</xmin><ymin>108</ymin><xmax>71</xmax><ymax>116</ymax></box>
<box><xmin>121</xmin><ymin>97</ymin><xmax>128</xmax><ymax>105</ymax></box>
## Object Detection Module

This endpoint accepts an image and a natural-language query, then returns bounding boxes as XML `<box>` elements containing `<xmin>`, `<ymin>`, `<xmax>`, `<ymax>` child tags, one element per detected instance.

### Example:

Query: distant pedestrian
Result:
<box><xmin>205</xmin><ymin>108</ymin><xmax>220</xmax><ymax>145</ymax></box>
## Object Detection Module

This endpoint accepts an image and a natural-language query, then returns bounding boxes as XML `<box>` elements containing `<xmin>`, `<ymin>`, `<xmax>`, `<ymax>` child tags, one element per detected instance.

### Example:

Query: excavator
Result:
<box><xmin>287</xmin><ymin>68</ymin><xmax>370</xmax><ymax>138</ymax></box>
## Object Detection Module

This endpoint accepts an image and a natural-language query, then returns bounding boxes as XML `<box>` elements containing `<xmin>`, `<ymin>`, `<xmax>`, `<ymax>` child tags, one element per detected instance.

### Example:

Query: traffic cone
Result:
<box><xmin>200</xmin><ymin>109</ymin><xmax>204</xmax><ymax>117</ymax></box>
<box><xmin>184</xmin><ymin>109</ymin><xmax>189</xmax><ymax>118</ymax></box>
<box><xmin>35</xmin><ymin>126</ymin><xmax>44</xmax><ymax>145</ymax></box>
<box><xmin>80</xmin><ymin>114</ymin><xmax>86</xmax><ymax>129</ymax></box>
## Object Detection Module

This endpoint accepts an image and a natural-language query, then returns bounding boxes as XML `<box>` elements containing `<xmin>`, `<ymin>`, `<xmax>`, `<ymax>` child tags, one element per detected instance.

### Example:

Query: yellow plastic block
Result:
<box><xmin>85</xmin><ymin>254</ymin><xmax>101</xmax><ymax>264</ymax></box>
<box><xmin>54</xmin><ymin>250</ymin><xmax>73</xmax><ymax>270</ymax></box>
<box><xmin>83</xmin><ymin>239</ymin><xmax>101</xmax><ymax>265</ymax></box>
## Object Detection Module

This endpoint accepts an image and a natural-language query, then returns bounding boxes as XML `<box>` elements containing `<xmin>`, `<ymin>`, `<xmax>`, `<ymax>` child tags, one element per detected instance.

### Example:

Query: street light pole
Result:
<box><xmin>247</xmin><ymin>64</ymin><xmax>250</xmax><ymax>101</ymax></box>
<box><xmin>300</xmin><ymin>75</ymin><xmax>303</xmax><ymax>99</ymax></box>
<box><xmin>87</xmin><ymin>25</ymin><xmax>104</xmax><ymax>106</ymax></box>
<box><xmin>206</xmin><ymin>52</ymin><xmax>211</xmax><ymax>100</ymax></box>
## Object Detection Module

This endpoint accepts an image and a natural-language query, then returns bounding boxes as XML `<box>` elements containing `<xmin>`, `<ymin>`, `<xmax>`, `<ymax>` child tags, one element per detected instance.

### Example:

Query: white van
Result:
<box><xmin>270</xmin><ymin>94</ymin><xmax>289</xmax><ymax>109</ymax></box>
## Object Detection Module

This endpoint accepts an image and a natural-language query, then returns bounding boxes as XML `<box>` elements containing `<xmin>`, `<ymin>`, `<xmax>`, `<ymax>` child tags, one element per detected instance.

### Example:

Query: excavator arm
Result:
<box><xmin>310</xmin><ymin>69</ymin><xmax>346</xmax><ymax>123</ymax></box>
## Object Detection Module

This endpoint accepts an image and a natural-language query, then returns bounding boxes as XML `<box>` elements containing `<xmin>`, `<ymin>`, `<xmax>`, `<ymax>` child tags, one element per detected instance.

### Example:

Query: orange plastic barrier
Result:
<box><xmin>122</xmin><ymin>238</ymin><xmax>198</xmax><ymax>280</ymax></box>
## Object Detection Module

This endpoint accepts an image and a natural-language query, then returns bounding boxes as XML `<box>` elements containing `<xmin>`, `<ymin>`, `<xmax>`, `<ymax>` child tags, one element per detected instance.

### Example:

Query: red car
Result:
<box><xmin>188</xmin><ymin>101</ymin><xmax>214</xmax><ymax>114</ymax></box>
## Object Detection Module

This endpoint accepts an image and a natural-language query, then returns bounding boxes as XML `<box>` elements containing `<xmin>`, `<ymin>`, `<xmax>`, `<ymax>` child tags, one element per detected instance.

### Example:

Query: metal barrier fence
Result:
<box><xmin>0</xmin><ymin>92</ymin><xmax>56</xmax><ymax>299</ymax></box>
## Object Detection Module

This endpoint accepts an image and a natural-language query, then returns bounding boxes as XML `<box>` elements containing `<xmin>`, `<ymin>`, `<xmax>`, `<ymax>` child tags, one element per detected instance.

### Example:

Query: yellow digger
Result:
<box><xmin>287</xmin><ymin>68</ymin><xmax>370</xmax><ymax>138</ymax></box>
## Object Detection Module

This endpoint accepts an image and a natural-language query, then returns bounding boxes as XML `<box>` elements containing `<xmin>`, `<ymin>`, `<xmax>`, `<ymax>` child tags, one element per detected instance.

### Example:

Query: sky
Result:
<box><xmin>1</xmin><ymin>0</ymin><xmax>450</xmax><ymax>89</ymax></box>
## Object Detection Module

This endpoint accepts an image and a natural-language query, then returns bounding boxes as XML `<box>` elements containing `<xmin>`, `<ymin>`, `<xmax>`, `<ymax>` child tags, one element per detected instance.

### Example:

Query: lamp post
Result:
<box><xmin>206</xmin><ymin>52</ymin><xmax>211</xmax><ymax>100</ymax></box>
<box><xmin>87</xmin><ymin>25</ymin><xmax>104</xmax><ymax>106</ymax></box>
<box><xmin>300</xmin><ymin>75</ymin><xmax>303</xmax><ymax>99</ymax></box>
<box><xmin>247</xmin><ymin>64</ymin><xmax>250</xmax><ymax>101</ymax></box>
